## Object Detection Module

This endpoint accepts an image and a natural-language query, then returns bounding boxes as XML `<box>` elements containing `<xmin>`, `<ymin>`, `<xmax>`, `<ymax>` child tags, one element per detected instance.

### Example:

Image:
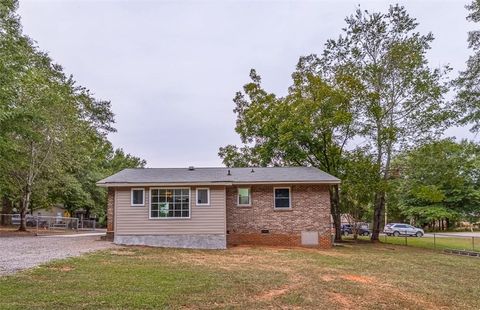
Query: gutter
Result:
<box><xmin>96</xmin><ymin>180</ymin><xmax>341</xmax><ymax>187</ymax></box>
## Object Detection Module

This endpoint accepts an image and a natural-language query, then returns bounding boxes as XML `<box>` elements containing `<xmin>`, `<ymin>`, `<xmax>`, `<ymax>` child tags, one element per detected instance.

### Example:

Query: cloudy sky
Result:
<box><xmin>18</xmin><ymin>0</ymin><xmax>474</xmax><ymax>167</ymax></box>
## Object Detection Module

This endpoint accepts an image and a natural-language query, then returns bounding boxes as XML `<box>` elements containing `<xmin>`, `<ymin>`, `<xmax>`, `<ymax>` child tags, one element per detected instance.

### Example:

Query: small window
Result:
<box><xmin>196</xmin><ymin>188</ymin><xmax>210</xmax><ymax>205</ymax></box>
<box><xmin>274</xmin><ymin>188</ymin><xmax>291</xmax><ymax>209</ymax></box>
<box><xmin>131</xmin><ymin>188</ymin><xmax>145</xmax><ymax>206</ymax></box>
<box><xmin>237</xmin><ymin>188</ymin><xmax>251</xmax><ymax>206</ymax></box>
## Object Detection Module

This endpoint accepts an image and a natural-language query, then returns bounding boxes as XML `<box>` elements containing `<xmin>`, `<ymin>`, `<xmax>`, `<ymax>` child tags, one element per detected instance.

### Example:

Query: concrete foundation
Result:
<box><xmin>114</xmin><ymin>234</ymin><xmax>227</xmax><ymax>249</ymax></box>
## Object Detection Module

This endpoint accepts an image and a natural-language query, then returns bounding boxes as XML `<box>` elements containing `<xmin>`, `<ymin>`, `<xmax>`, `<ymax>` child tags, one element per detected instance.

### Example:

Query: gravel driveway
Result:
<box><xmin>0</xmin><ymin>235</ymin><xmax>116</xmax><ymax>275</ymax></box>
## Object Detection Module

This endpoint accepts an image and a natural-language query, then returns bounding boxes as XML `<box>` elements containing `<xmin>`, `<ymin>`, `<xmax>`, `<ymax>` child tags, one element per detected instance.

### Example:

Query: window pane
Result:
<box><xmin>274</xmin><ymin>188</ymin><xmax>290</xmax><ymax>208</ymax></box>
<box><xmin>275</xmin><ymin>188</ymin><xmax>289</xmax><ymax>198</ymax></box>
<box><xmin>275</xmin><ymin>198</ymin><xmax>290</xmax><ymax>208</ymax></box>
<box><xmin>238</xmin><ymin>188</ymin><xmax>250</xmax><ymax>205</ymax></box>
<box><xmin>150</xmin><ymin>189</ymin><xmax>190</xmax><ymax>218</ymax></box>
<box><xmin>239</xmin><ymin>196</ymin><xmax>249</xmax><ymax>205</ymax></box>
<box><xmin>197</xmin><ymin>189</ymin><xmax>208</xmax><ymax>204</ymax></box>
<box><xmin>132</xmin><ymin>190</ymin><xmax>143</xmax><ymax>205</ymax></box>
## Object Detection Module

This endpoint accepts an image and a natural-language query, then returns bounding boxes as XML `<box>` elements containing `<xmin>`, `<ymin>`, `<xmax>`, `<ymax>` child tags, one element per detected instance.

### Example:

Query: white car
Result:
<box><xmin>384</xmin><ymin>223</ymin><xmax>424</xmax><ymax>237</ymax></box>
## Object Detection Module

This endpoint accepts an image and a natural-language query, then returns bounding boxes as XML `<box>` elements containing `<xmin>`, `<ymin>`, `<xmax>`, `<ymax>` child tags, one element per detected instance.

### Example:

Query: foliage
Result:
<box><xmin>218</xmin><ymin>64</ymin><xmax>362</xmax><ymax>240</ymax></box>
<box><xmin>454</xmin><ymin>0</ymin><xmax>480</xmax><ymax>132</ymax></box>
<box><xmin>340</xmin><ymin>149</ymin><xmax>378</xmax><ymax>227</ymax></box>
<box><xmin>391</xmin><ymin>139</ymin><xmax>480</xmax><ymax>227</ymax></box>
<box><xmin>321</xmin><ymin>5</ymin><xmax>451</xmax><ymax>239</ymax></box>
<box><xmin>0</xmin><ymin>1</ymin><xmax>145</xmax><ymax>227</ymax></box>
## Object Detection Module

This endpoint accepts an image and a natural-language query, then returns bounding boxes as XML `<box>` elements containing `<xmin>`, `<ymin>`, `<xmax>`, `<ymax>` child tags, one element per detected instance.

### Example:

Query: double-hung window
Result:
<box><xmin>150</xmin><ymin>188</ymin><xmax>190</xmax><ymax>218</ymax></box>
<box><xmin>196</xmin><ymin>188</ymin><xmax>210</xmax><ymax>205</ymax></box>
<box><xmin>131</xmin><ymin>188</ymin><xmax>145</xmax><ymax>206</ymax></box>
<box><xmin>274</xmin><ymin>187</ymin><xmax>291</xmax><ymax>209</ymax></box>
<box><xmin>237</xmin><ymin>188</ymin><xmax>251</xmax><ymax>206</ymax></box>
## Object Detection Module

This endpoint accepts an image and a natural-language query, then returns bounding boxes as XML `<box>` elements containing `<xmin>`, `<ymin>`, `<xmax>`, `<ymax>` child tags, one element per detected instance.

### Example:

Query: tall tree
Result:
<box><xmin>322</xmin><ymin>5</ymin><xmax>450</xmax><ymax>240</ymax></box>
<box><xmin>454</xmin><ymin>0</ymin><xmax>480</xmax><ymax>131</ymax></box>
<box><xmin>0</xmin><ymin>0</ymin><xmax>145</xmax><ymax>230</ymax></box>
<box><xmin>219</xmin><ymin>59</ymin><xmax>360</xmax><ymax>241</ymax></box>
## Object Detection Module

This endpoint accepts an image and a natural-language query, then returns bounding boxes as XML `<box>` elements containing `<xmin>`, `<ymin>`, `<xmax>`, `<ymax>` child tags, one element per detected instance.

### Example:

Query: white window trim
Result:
<box><xmin>149</xmin><ymin>187</ymin><xmax>191</xmax><ymax>220</ymax></box>
<box><xmin>196</xmin><ymin>188</ymin><xmax>210</xmax><ymax>206</ymax></box>
<box><xmin>237</xmin><ymin>187</ymin><xmax>251</xmax><ymax>207</ymax></box>
<box><xmin>273</xmin><ymin>187</ymin><xmax>292</xmax><ymax>209</ymax></box>
<box><xmin>131</xmin><ymin>188</ymin><xmax>145</xmax><ymax>207</ymax></box>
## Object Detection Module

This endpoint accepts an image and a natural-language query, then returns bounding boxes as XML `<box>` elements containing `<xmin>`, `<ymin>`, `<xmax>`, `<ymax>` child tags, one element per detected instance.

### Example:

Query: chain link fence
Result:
<box><xmin>0</xmin><ymin>214</ymin><xmax>98</xmax><ymax>235</ymax></box>
<box><xmin>382</xmin><ymin>233</ymin><xmax>479</xmax><ymax>254</ymax></box>
<box><xmin>343</xmin><ymin>231</ymin><xmax>479</xmax><ymax>256</ymax></box>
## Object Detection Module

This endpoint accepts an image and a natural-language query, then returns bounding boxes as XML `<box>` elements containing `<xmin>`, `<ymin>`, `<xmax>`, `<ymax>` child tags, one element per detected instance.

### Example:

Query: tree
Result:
<box><xmin>219</xmin><ymin>59</ymin><xmax>360</xmax><ymax>241</ymax></box>
<box><xmin>0</xmin><ymin>0</ymin><xmax>145</xmax><ymax>230</ymax></box>
<box><xmin>322</xmin><ymin>5</ymin><xmax>450</xmax><ymax>240</ymax></box>
<box><xmin>454</xmin><ymin>0</ymin><xmax>480</xmax><ymax>132</ymax></box>
<box><xmin>390</xmin><ymin>139</ymin><xmax>480</xmax><ymax>230</ymax></box>
<box><xmin>340</xmin><ymin>149</ymin><xmax>378</xmax><ymax>239</ymax></box>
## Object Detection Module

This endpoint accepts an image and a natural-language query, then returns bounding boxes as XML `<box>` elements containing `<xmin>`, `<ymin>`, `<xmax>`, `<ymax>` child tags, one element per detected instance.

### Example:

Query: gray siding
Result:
<box><xmin>115</xmin><ymin>186</ymin><xmax>226</xmax><ymax>235</ymax></box>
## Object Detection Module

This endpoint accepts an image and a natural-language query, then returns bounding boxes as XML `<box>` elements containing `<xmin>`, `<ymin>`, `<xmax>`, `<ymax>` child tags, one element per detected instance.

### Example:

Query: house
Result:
<box><xmin>33</xmin><ymin>205</ymin><xmax>68</xmax><ymax>218</ymax></box>
<box><xmin>96</xmin><ymin>166</ymin><xmax>340</xmax><ymax>249</ymax></box>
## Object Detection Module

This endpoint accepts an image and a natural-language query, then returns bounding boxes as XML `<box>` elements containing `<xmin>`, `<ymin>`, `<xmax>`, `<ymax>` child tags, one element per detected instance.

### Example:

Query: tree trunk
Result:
<box><xmin>329</xmin><ymin>185</ymin><xmax>342</xmax><ymax>242</ymax></box>
<box><xmin>1</xmin><ymin>197</ymin><xmax>13</xmax><ymax>225</ymax></box>
<box><xmin>18</xmin><ymin>187</ymin><xmax>31</xmax><ymax>232</ymax></box>
<box><xmin>371</xmin><ymin>191</ymin><xmax>385</xmax><ymax>241</ymax></box>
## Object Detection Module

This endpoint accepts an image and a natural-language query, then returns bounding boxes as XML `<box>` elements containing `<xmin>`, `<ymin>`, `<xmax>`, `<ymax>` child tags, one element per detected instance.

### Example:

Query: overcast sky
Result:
<box><xmin>18</xmin><ymin>0</ymin><xmax>475</xmax><ymax>167</ymax></box>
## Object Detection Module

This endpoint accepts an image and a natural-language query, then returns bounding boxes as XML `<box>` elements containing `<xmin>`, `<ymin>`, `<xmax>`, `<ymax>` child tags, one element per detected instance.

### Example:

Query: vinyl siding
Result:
<box><xmin>115</xmin><ymin>186</ymin><xmax>226</xmax><ymax>235</ymax></box>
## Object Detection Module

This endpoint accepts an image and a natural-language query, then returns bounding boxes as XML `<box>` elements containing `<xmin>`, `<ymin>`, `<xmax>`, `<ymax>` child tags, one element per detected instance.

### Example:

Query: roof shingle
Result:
<box><xmin>97</xmin><ymin>167</ymin><xmax>340</xmax><ymax>185</ymax></box>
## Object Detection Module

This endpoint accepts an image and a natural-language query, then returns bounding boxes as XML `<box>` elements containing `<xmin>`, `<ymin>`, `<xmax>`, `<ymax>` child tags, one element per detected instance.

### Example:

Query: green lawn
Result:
<box><xmin>382</xmin><ymin>235</ymin><xmax>478</xmax><ymax>252</ymax></box>
<box><xmin>1</xmin><ymin>243</ymin><xmax>479</xmax><ymax>309</ymax></box>
<box><xmin>346</xmin><ymin>234</ymin><xmax>479</xmax><ymax>252</ymax></box>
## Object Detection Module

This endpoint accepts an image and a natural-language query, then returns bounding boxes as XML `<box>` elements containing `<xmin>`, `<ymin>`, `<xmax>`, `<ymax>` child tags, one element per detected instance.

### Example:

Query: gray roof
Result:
<box><xmin>97</xmin><ymin>167</ymin><xmax>340</xmax><ymax>186</ymax></box>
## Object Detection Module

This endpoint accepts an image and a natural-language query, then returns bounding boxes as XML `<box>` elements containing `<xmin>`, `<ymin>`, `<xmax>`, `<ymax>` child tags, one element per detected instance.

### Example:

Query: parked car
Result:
<box><xmin>384</xmin><ymin>223</ymin><xmax>424</xmax><ymax>237</ymax></box>
<box><xmin>341</xmin><ymin>224</ymin><xmax>371</xmax><ymax>236</ymax></box>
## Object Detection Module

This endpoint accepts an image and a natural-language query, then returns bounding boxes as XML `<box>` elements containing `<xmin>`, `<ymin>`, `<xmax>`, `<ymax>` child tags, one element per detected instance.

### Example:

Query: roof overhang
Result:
<box><xmin>96</xmin><ymin>180</ymin><xmax>340</xmax><ymax>187</ymax></box>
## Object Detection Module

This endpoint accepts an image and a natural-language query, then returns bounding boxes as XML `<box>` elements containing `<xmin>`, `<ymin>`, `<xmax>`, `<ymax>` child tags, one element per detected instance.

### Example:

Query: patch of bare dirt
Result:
<box><xmin>256</xmin><ymin>276</ymin><xmax>305</xmax><ymax>302</ymax></box>
<box><xmin>328</xmin><ymin>292</ymin><xmax>355</xmax><ymax>308</ymax></box>
<box><xmin>48</xmin><ymin>265</ymin><xmax>74</xmax><ymax>272</ymax></box>
<box><xmin>338</xmin><ymin>274</ymin><xmax>439</xmax><ymax>309</ymax></box>
<box><xmin>0</xmin><ymin>228</ymin><xmax>36</xmax><ymax>237</ymax></box>
<box><xmin>320</xmin><ymin>274</ymin><xmax>336</xmax><ymax>282</ymax></box>
<box><xmin>110</xmin><ymin>250</ymin><xmax>136</xmax><ymax>256</ymax></box>
<box><xmin>341</xmin><ymin>274</ymin><xmax>376</xmax><ymax>284</ymax></box>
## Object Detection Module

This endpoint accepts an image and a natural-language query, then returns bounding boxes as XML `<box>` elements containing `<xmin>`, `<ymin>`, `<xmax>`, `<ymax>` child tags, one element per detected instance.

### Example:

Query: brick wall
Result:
<box><xmin>106</xmin><ymin>187</ymin><xmax>115</xmax><ymax>241</ymax></box>
<box><xmin>226</xmin><ymin>184</ymin><xmax>332</xmax><ymax>248</ymax></box>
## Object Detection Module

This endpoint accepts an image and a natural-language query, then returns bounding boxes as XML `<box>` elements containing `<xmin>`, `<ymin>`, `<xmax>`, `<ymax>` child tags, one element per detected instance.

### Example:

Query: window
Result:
<box><xmin>131</xmin><ymin>188</ymin><xmax>145</xmax><ymax>206</ymax></box>
<box><xmin>150</xmin><ymin>188</ymin><xmax>190</xmax><ymax>218</ymax></box>
<box><xmin>196</xmin><ymin>188</ymin><xmax>210</xmax><ymax>205</ymax></box>
<box><xmin>274</xmin><ymin>188</ymin><xmax>291</xmax><ymax>209</ymax></box>
<box><xmin>237</xmin><ymin>188</ymin><xmax>251</xmax><ymax>206</ymax></box>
